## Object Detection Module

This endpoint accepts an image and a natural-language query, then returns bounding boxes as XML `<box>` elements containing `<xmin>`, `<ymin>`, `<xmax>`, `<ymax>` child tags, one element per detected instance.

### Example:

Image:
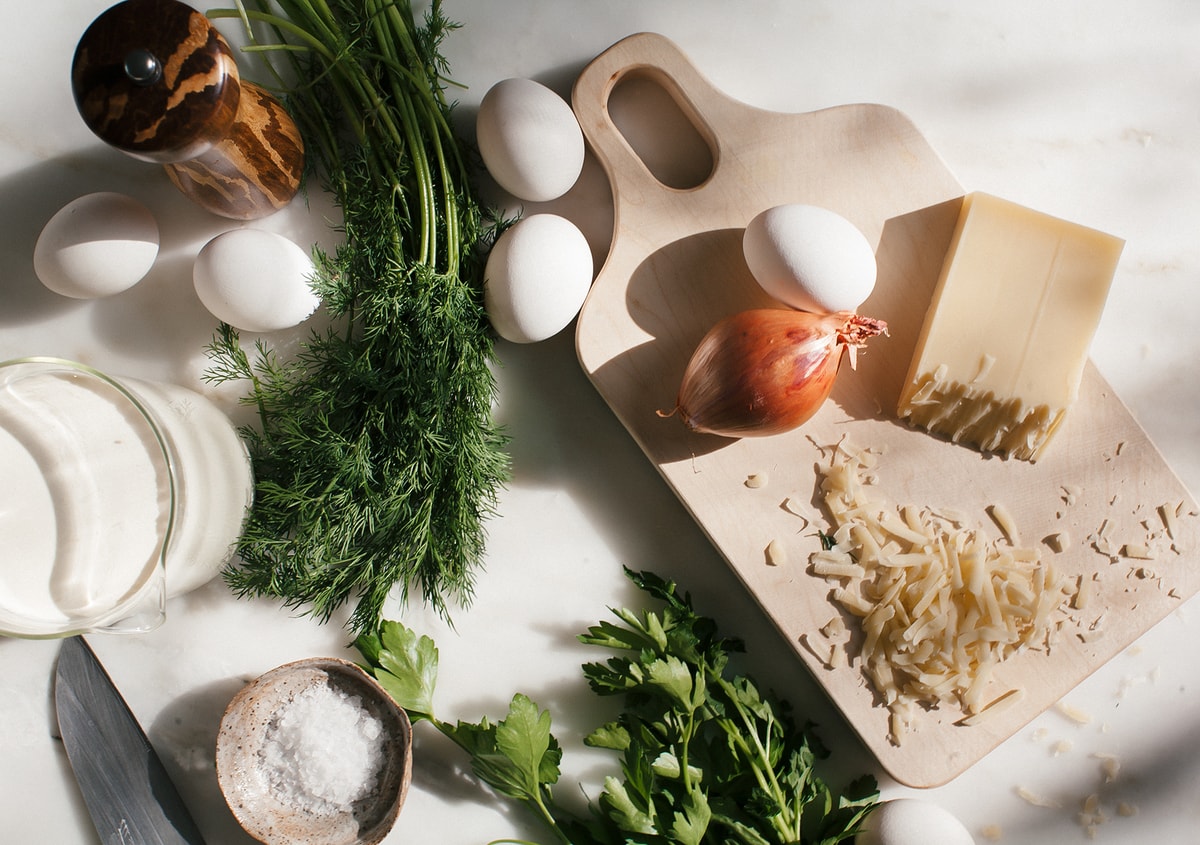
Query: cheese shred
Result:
<box><xmin>809</xmin><ymin>442</ymin><xmax>1072</xmax><ymax>744</ymax></box>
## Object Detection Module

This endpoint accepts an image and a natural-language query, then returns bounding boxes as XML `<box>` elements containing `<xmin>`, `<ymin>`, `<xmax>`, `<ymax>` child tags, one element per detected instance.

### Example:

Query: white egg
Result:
<box><xmin>743</xmin><ymin>203</ymin><xmax>877</xmax><ymax>314</ymax></box>
<box><xmin>476</xmin><ymin>78</ymin><xmax>585</xmax><ymax>203</ymax></box>
<box><xmin>193</xmin><ymin>229</ymin><xmax>320</xmax><ymax>333</ymax></box>
<box><xmin>856</xmin><ymin>798</ymin><xmax>975</xmax><ymax>845</ymax></box>
<box><xmin>33</xmin><ymin>192</ymin><xmax>159</xmax><ymax>299</ymax></box>
<box><xmin>484</xmin><ymin>213</ymin><xmax>593</xmax><ymax>344</ymax></box>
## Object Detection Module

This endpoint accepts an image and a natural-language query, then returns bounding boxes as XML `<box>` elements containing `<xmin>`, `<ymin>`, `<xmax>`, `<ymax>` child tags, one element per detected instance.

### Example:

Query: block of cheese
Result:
<box><xmin>897</xmin><ymin>192</ymin><xmax>1124</xmax><ymax>461</ymax></box>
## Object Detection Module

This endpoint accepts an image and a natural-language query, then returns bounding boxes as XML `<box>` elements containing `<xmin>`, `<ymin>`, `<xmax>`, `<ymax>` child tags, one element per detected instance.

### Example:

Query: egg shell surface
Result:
<box><xmin>484</xmin><ymin>213</ymin><xmax>593</xmax><ymax>344</ymax></box>
<box><xmin>33</xmin><ymin>192</ymin><xmax>160</xmax><ymax>299</ymax></box>
<box><xmin>743</xmin><ymin>203</ymin><xmax>877</xmax><ymax>314</ymax></box>
<box><xmin>856</xmin><ymin>798</ymin><xmax>975</xmax><ymax>845</ymax></box>
<box><xmin>476</xmin><ymin>78</ymin><xmax>585</xmax><ymax>203</ymax></box>
<box><xmin>193</xmin><ymin>229</ymin><xmax>320</xmax><ymax>333</ymax></box>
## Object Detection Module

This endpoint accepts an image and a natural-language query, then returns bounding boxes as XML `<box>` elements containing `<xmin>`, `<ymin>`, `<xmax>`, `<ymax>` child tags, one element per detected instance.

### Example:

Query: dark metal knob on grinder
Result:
<box><xmin>71</xmin><ymin>0</ymin><xmax>304</xmax><ymax>220</ymax></box>
<box><xmin>122</xmin><ymin>48</ymin><xmax>163</xmax><ymax>86</ymax></box>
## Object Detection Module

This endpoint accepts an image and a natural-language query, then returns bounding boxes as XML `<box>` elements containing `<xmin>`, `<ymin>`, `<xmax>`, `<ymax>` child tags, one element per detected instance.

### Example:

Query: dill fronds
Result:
<box><xmin>206</xmin><ymin>0</ymin><xmax>508</xmax><ymax>633</ymax></box>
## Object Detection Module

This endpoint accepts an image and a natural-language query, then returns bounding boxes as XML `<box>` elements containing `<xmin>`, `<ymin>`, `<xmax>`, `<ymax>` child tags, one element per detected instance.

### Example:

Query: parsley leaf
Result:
<box><xmin>444</xmin><ymin>694</ymin><xmax>562</xmax><ymax>805</ymax></box>
<box><xmin>354</xmin><ymin>620</ymin><xmax>438</xmax><ymax>722</ymax></box>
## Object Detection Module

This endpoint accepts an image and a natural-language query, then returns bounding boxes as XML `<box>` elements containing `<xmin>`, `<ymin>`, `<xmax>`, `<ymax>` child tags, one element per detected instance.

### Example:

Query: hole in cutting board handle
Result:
<box><xmin>607</xmin><ymin>68</ymin><xmax>715</xmax><ymax>190</ymax></box>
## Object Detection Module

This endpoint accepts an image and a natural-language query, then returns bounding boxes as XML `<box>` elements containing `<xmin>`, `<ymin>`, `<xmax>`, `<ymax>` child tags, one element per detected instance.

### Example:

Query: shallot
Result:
<box><xmin>666</xmin><ymin>308</ymin><xmax>886</xmax><ymax>437</ymax></box>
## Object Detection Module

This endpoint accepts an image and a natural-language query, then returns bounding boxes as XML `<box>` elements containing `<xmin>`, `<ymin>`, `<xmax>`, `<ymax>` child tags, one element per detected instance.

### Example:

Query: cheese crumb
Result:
<box><xmin>961</xmin><ymin>688</ymin><xmax>1025</xmax><ymax>726</ymax></box>
<box><xmin>1078</xmin><ymin>792</ymin><xmax>1108</xmax><ymax>838</ymax></box>
<box><xmin>780</xmin><ymin>497</ymin><xmax>812</xmax><ymax>530</ymax></box>
<box><xmin>1055</xmin><ymin>701</ymin><xmax>1092</xmax><ymax>725</ymax></box>
<box><xmin>1016</xmin><ymin>785</ymin><xmax>1062</xmax><ymax>808</ymax></box>
<box><xmin>1158</xmin><ymin>502</ymin><xmax>1180</xmax><ymax>542</ymax></box>
<box><xmin>1093</xmin><ymin>752</ymin><xmax>1121</xmax><ymax>783</ymax></box>
<box><xmin>1121</xmin><ymin>542</ymin><xmax>1154</xmax><ymax>560</ymax></box>
<box><xmin>1090</xmin><ymin>520</ymin><xmax>1120</xmax><ymax>560</ymax></box>
<box><xmin>745</xmin><ymin>472</ymin><xmax>768</xmax><ymax>489</ymax></box>
<box><xmin>988</xmin><ymin>503</ymin><xmax>1020</xmax><ymax>545</ymax></box>
<box><xmin>1044</xmin><ymin>532</ymin><xmax>1069</xmax><ymax>554</ymax></box>
<box><xmin>820</xmin><ymin>615</ymin><xmax>847</xmax><ymax>639</ymax></box>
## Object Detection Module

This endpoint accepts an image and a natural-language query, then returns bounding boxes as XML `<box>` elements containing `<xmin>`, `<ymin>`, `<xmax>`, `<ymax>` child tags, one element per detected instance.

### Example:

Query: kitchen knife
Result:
<box><xmin>54</xmin><ymin>635</ymin><xmax>206</xmax><ymax>845</ymax></box>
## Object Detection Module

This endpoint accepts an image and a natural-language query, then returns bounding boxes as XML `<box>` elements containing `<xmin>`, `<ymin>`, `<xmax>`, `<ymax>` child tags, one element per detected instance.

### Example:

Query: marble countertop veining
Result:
<box><xmin>2</xmin><ymin>1</ymin><xmax>1198</xmax><ymax>843</ymax></box>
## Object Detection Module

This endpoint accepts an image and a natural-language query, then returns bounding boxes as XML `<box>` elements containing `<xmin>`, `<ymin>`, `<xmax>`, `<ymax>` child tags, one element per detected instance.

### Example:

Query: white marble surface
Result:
<box><xmin>2</xmin><ymin>1</ymin><xmax>1199</xmax><ymax>842</ymax></box>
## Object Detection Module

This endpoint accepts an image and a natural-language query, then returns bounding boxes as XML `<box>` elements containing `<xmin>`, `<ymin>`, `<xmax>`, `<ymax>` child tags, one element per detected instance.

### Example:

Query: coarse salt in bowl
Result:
<box><xmin>216</xmin><ymin>657</ymin><xmax>413</xmax><ymax>845</ymax></box>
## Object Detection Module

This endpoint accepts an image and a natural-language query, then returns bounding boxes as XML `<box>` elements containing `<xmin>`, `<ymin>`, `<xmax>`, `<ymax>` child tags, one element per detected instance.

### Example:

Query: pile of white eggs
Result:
<box><xmin>472</xmin><ymin>75</ymin><xmax>881</xmax><ymax>346</ymax></box>
<box><xmin>475</xmin><ymin>77</ymin><xmax>593</xmax><ymax>344</ymax></box>
<box><xmin>33</xmin><ymin>191</ymin><xmax>320</xmax><ymax>333</ymax></box>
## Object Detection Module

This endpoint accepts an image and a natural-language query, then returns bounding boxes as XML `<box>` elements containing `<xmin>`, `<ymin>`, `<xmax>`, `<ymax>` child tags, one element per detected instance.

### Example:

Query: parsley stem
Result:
<box><xmin>679</xmin><ymin>707</ymin><xmax>697</xmax><ymax>793</ymax></box>
<box><xmin>717</xmin><ymin>676</ymin><xmax>799</xmax><ymax>842</ymax></box>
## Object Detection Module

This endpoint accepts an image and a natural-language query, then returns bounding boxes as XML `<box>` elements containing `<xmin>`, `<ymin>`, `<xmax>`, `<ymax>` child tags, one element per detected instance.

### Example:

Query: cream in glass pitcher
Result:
<box><xmin>0</xmin><ymin>358</ymin><xmax>252</xmax><ymax>637</ymax></box>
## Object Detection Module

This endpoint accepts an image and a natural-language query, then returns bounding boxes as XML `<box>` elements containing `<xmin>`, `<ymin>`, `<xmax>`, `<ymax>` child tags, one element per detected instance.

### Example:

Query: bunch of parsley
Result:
<box><xmin>356</xmin><ymin>568</ymin><xmax>878</xmax><ymax>844</ymax></box>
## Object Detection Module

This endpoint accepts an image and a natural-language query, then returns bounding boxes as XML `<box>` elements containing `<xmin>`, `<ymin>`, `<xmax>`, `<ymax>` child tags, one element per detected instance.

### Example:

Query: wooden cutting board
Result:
<box><xmin>572</xmin><ymin>32</ymin><xmax>1200</xmax><ymax>788</ymax></box>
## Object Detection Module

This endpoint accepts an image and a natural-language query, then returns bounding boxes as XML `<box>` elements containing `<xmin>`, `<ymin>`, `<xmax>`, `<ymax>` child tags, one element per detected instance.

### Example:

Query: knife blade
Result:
<box><xmin>54</xmin><ymin>636</ymin><xmax>206</xmax><ymax>845</ymax></box>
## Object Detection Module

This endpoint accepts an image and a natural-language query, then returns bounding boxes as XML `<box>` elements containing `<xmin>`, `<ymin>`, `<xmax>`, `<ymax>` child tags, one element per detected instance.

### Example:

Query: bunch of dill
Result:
<box><xmin>205</xmin><ymin>0</ymin><xmax>508</xmax><ymax>633</ymax></box>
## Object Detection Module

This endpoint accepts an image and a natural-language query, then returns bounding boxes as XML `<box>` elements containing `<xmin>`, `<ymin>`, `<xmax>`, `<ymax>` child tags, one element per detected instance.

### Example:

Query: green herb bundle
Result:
<box><xmin>356</xmin><ymin>568</ymin><xmax>878</xmax><ymax>844</ymax></box>
<box><xmin>205</xmin><ymin>0</ymin><xmax>508</xmax><ymax>633</ymax></box>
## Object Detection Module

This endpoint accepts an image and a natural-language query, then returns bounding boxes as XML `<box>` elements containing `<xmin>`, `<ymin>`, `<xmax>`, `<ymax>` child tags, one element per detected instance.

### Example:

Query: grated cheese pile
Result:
<box><xmin>809</xmin><ymin>442</ymin><xmax>1074</xmax><ymax>744</ymax></box>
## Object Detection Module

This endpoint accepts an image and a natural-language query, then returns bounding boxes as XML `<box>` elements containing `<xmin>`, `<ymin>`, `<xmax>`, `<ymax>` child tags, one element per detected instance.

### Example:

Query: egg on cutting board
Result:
<box><xmin>743</xmin><ymin>203</ymin><xmax>877</xmax><ymax>314</ymax></box>
<box><xmin>476</xmin><ymin>77</ymin><xmax>585</xmax><ymax>203</ymax></box>
<box><xmin>33</xmin><ymin>192</ymin><xmax>159</xmax><ymax>298</ymax></box>
<box><xmin>193</xmin><ymin>229</ymin><xmax>321</xmax><ymax>333</ymax></box>
<box><xmin>484</xmin><ymin>213</ymin><xmax>593</xmax><ymax>344</ymax></box>
<box><xmin>856</xmin><ymin>798</ymin><xmax>975</xmax><ymax>845</ymax></box>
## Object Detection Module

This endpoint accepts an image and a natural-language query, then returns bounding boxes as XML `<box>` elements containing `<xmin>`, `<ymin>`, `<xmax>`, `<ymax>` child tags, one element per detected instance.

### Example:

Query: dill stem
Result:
<box><xmin>213</xmin><ymin>4</ymin><xmax>367</xmax><ymax>166</ymax></box>
<box><xmin>270</xmin><ymin>0</ymin><xmax>413</xmax><ymax>178</ymax></box>
<box><xmin>366</xmin><ymin>0</ymin><xmax>436</xmax><ymax>265</ymax></box>
<box><xmin>366</xmin><ymin>0</ymin><xmax>450</xmax><ymax>270</ymax></box>
<box><xmin>374</xmin><ymin>0</ymin><xmax>456</xmax><ymax>268</ymax></box>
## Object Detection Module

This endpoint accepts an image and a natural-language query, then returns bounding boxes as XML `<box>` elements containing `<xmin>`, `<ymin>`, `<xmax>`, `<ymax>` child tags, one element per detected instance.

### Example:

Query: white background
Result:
<box><xmin>2</xmin><ymin>1</ymin><xmax>1198</xmax><ymax>843</ymax></box>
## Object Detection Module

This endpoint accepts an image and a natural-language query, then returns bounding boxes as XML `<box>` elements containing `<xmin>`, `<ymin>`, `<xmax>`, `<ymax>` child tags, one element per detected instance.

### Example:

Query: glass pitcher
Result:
<box><xmin>0</xmin><ymin>357</ymin><xmax>253</xmax><ymax>637</ymax></box>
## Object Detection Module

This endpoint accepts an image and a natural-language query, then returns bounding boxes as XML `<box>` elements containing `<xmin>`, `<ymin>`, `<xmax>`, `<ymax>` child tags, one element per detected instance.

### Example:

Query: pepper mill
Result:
<box><xmin>71</xmin><ymin>0</ymin><xmax>304</xmax><ymax>220</ymax></box>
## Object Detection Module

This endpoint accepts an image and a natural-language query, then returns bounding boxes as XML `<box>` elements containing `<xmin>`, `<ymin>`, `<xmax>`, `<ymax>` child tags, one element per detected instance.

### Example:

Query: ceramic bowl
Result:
<box><xmin>215</xmin><ymin>657</ymin><xmax>413</xmax><ymax>845</ymax></box>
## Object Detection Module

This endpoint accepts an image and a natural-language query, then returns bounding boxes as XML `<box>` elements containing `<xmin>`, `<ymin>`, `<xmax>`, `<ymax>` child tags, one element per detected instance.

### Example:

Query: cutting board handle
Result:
<box><xmin>572</xmin><ymin>32</ymin><xmax>738</xmax><ymax>211</ymax></box>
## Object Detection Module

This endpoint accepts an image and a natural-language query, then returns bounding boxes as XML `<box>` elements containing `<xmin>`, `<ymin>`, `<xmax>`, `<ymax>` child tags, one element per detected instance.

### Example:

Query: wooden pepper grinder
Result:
<box><xmin>71</xmin><ymin>0</ymin><xmax>304</xmax><ymax>220</ymax></box>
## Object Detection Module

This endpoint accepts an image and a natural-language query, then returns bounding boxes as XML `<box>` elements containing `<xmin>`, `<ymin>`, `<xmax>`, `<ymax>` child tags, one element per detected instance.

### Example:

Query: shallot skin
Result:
<box><xmin>672</xmin><ymin>308</ymin><xmax>886</xmax><ymax>438</ymax></box>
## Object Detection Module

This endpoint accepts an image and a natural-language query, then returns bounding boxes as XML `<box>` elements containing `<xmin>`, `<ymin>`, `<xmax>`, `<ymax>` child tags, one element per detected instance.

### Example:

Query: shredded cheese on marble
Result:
<box><xmin>1055</xmin><ymin>701</ymin><xmax>1093</xmax><ymax>725</ymax></box>
<box><xmin>1016</xmin><ymin>785</ymin><xmax>1062</xmax><ymax>809</ymax></box>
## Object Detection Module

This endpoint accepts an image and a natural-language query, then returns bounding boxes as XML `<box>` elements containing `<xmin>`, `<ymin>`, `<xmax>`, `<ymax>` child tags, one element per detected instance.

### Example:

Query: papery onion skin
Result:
<box><xmin>673</xmin><ymin>308</ymin><xmax>887</xmax><ymax>437</ymax></box>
